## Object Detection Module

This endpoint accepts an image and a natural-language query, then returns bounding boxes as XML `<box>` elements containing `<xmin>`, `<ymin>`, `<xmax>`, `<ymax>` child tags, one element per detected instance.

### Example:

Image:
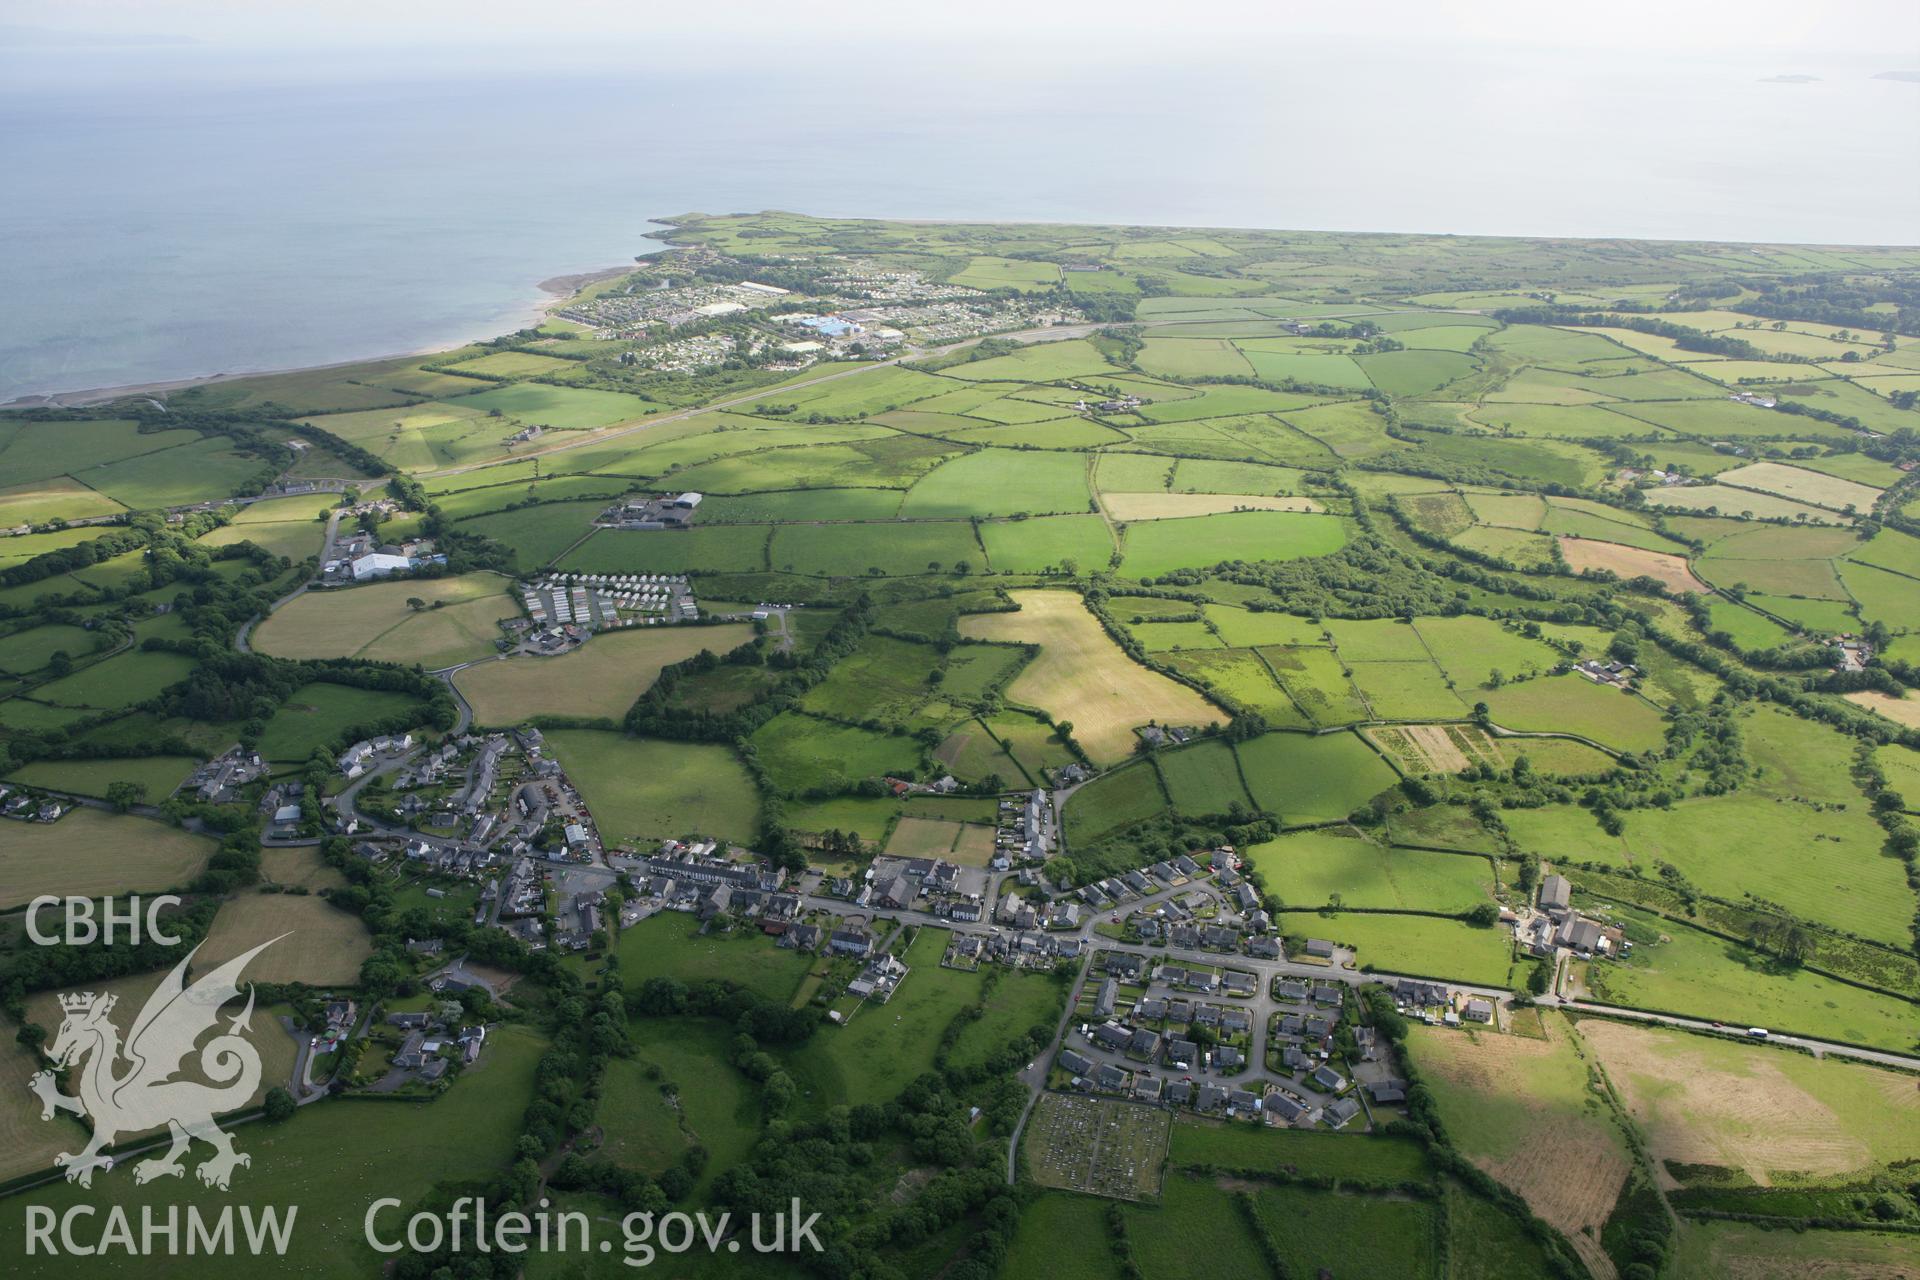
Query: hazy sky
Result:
<box><xmin>7</xmin><ymin>0</ymin><xmax>1920</xmax><ymax>57</ymax></box>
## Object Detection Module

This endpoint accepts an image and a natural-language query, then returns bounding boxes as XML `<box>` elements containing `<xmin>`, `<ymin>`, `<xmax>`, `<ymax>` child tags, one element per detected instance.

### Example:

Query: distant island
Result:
<box><xmin>1760</xmin><ymin>74</ymin><xmax>1819</xmax><ymax>83</ymax></box>
<box><xmin>1873</xmin><ymin>70</ymin><xmax>1920</xmax><ymax>82</ymax></box>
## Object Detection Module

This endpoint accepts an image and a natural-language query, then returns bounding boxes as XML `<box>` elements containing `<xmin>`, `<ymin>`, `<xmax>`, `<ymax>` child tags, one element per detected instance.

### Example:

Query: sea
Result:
<box><xmin>2</xmin><ymin>36</ymin><xmax>1917</xmax><ymax>403</ymax></box>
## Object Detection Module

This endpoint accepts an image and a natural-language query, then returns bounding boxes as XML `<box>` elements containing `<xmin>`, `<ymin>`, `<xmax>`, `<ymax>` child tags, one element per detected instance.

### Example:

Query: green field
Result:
<box><xmin>1236</xmin><ymin>730</ymin><xmax>1400</xmax><ymax>823</ymax></box>
<box><xmin>257</xmin><ymin>681</ymin><xmax>424</xmax><ymax>761</ymax></box>
<box><xmin>1246</xmin><ymin>829</ymin><xmax>1494</xmax><ymax>912</ymax></box>
<box><xmin>1279</xmin><ymin>910</ymin><xmax>1517</xmax><ymax>987</ymax></box>
<box><xmin>1118</xmin><ymin>510</ymin><xmax>1348</xmax><ymax>578</ymax></box>
<box><xmin>545</xmin><ymin>729</ymin><xmax>760</xmax><ymax>843</ymax></box>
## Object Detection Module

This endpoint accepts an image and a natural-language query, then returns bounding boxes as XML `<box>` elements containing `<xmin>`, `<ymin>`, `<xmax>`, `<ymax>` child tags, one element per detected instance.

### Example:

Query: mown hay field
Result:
<box><xmin>253</xmin><ymin>572</ymin><xmax>517</xmax><ymax>668</ymax></box>
<box><xmin>959</xmin><ymin>590</ymin><xmax>1219</xmax><ymax>763</ymax></box>
<box><xmin>0</xmin><ymin>809</ymin><xmax>213</xmax><ymax>908</ymax></box>
<box><xmin>453</xmin><ymin>623</ymin><xmax>753</xmax><ymax>725</ymax></box>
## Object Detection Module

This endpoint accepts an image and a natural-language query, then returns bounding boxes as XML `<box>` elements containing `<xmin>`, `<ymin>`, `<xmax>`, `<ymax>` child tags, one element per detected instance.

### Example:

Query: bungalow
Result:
<box><xmin>1124</xmin><ymin>870</ymin><xmax>1152</xmax><ymax>895</ymax></box>
<box><xmin>420</xmin><ymin>1058</ymin><xmax>450</xmax><ymax>1083</ymax></box>
<box><xmin>1246</xmin><ymin>936</ymin><xmax>1281</xmax><ymax>960</ymax></box>
<box><xmin>1191</xmin><ymin>1004</ymin><xmax>1222</xmax><ymax>1029</ymax></box>
<box><xmin>1303</xmin><ymin>938</ymin><xmax>1335</xmax><ymax>959</ymax></box>
<box><xmin>1231</xmin><ymin>883</ymin><xmax>1259</xmax><ymax>912</ymax></box>
<box><xmin>1227</xmin><ymin>1088</ymin><xmax>1260</xmax><ymax>1114</ymax></box>
<box><xmin>1104</xmin><ymin>952</ymin><xmax>1145</xmax><ymax>981</ymax></box>
<box><xmin>1092</xmin><ymin>1022</ymin><xmax>1131</xmax><ymax>1051</ymax></box>
<box><xmin>1310</xmin><ymin>1065</ymin><xmax>1347</xmax><ymax>1094</ymax></box>
<box><xmin>1277</xmin><ymin>1014</ymin><xmax>1306</xmax><ymax>1037</ymax></box>
<box><xmin>1220</xmin><ymin>1007</ymin><xmax>1251</xmax><ymax>1034</ymax></box>
<box><xmin>1367</xmin><ymin>1079</ymin><xmax>1407</xmax><ymax>1104</ymax></box>
<box><xmin>388</xmin><ymin>1012</ymin><xmax>431</xmax><ymax>1029</ymax></box>
<box><xmin>1463</xmin><ymin>998</ymin><xmax>1496</xmax><ymax>1023</ymax></box>
<box><xmin>1172</xmin><ymin>855</ymin><xmax>1202</xmax><ymax>878</ymax></box>
<box><xmin>1059</xmin><ymin>1048</ymin><xmax>1095</xmax><ymax>1077</ymax></box>
<box><xmin>1323</xmin><ymin>1097</ymin><xmax>1362</xmax><ymax>1129</ymax></box>
<box><xmin>1094</xmin><ymin>1063</ymin><xmax>1128</xmax><ymax>1091</ymax></box>
<box><xmin>1264</xmin><ymin>1090</ymin><xmax>1307</xmax><ymax>1124</ymax></box>
<box><xmin>1282</xmin><ymin>1046</ymin><xmax>1315</xmax><ymax>1072</ymax></box>
<box><xmin>393</xmin><ymin>1031</ymin><xmax>428</xmax><ymax>1069</ymax></box>
<box><xmin>1222</xmin><ymin>971</ymin><xmax>1256</xmax><ymax>997</ymax></box>
<box><xmin>1273</xmin><ymin>978</ymin><xmax>1310</xmax><ymax>1002</ymax></box>
<box><xmin>1093</xmin><ymin>978</ymin><xmax>1118</xmax><ymax>1019</ymax></box>
<box><xmin>1311</xmin><ymin>983</ymin><xmax>1342</xmax><ymax>1006</ymax></box>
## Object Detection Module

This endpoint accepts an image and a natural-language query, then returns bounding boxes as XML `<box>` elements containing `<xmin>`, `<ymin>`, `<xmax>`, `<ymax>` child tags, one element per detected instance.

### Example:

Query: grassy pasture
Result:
<box><xmin>1481</xmin><ymin>677</ymin><xmax>1666</xmax><ymax>753</ymax></box>
<box><xmin>561</xmin><ymin>525</ymin><xmax>770</xmax><ymax>575</ymax></box>
<box><xmin>899</xmin><ymin>449</ymin><xmax>1091</xmax><ymax>518</ymax></box>
<box><xmin>253</xmin><ymin>572</ymin><xmax>516</xmax><ymax>668</ymax></box>
<box><xmin>454</xmin><ymin>624</ymin><xmax>753</xmax><ymax>726</ymax></box>
<box><xmin>257</xmin><ymin>681</ymin><xmax>424</xmax><ymax>761</ymax></box>
<box><xmin>1159</xmin><ymin>648</ymin><xmax>1304</xmax><ymax>724</ymax></box>
<box><xmin>1118</xmin><ymin>510</ymin><xmax>1347</xmax><ymax>578</ymax></box>
<box><xmin>748</xmin><ymin>712</ymin><xmax>921</xmax><ymax>795</ymax></box>
<box><xmin>197</xmin><ymin>890</ymin><xmax>372</xmax><ymax>985</ymax></box>
<box><xmin>454</xmin><ymin>499</ymin><xmax>606</xmax><ymax>570</ymax></box>
<box><xmin>546</xmin><ymin>729</ymin><xmax>760</xmax><ymax>843</ymax></box>
<box><xmin>1409</xmin><ymin>1015</ymin><xmax>1632</xmax><ymax>1260</ymax></box>
<box><xmin>0</xmin><ymin>808</ymin><xmax>212</xmax><ymax>908</ymax></box>
<box><xmin>0</xmin><ymin>1025</ymin><xmax>546</xmax><ymax>1277</ymax></box>
<box><xmin>1204</xmin><ymin>605</ymin><xmax>1325</xmax><ymax>647</ymax></box>
<box><xmin>1716</xmin><ymin>461</ymin><xmax>1881</xmax><ymax>512</ymax></box>
<box><xmin>1157</xmin><ymin>738</ymin><xmax>1254</xmax><ymax>814</ymax></box>
<box><xmin>980</xmin><ymin>513</ymin><xmax>1115</xmax><ymax>573</ymax></box>
<box><xmin>958</xmin><ymin>590</ymin><xmax>1219</xmax><ymax>763</ymax></box>
<box><xmin>770</xmin><ymin>521</ymin><xmax>980</xmax><ymax>577</ymax></box>
<box><xmin>1584</xmin><ymin>908</ymin><xmax>1917</xmax><ymax>1051</ymax></box>
<box><xmin>29</xmin><ymin>648</ymin><xmax>195</xmax><ymax>710</ymax></box>
<box><xmin>1246</xmin><ymin>829</ymin><xmax>1493</xmax><ymax>912</ymax></box>
<box><xmin>5</xmin><ymin>755</ymin><xmax>200</xmax><ymax>801</ymax></box>
<box><xmin>0</xmin><ymin>476</ymin><xmax>126</xmax><ymax>527</ymax></box>
<box><xmin>1237</xmin><ymin>730</ymin><xmax>1398</xmax><ymax>823</ymax></box>
<box><xmin>1579</xmin><ymin>1017</ymin><xmax>1920</xmax><ymax>1185</ymax></box>
<box><xmin>1260</xmin><ymin>645</ymin><xmax>1371</xmax><ymax>725</ymax></box>
<box><xmin>1279</xmin><ymin>910</ymin><xmax>1515</xmax><ymax>987</ymax></box>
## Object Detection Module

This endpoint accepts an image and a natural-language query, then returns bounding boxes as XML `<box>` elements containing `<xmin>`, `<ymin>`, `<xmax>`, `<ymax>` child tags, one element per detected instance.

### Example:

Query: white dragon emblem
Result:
<box><xmin>28</xmin><ymin>937</ymin><xmax>283</xmax><ymax>1190</ymax></box>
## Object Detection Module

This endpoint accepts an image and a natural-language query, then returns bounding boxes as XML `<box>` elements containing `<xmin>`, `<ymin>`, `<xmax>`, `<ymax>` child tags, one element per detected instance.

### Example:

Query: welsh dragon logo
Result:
<box><xmin>28</xmin><ymin>937</ymin><xmax>282</xmax><ymax>1190</ymax></box>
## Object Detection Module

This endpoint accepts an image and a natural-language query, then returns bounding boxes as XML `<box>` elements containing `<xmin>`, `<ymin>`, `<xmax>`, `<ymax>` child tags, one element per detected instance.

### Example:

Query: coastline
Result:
<box><xmin>0</xmin><ymin>260</ymin><xmax>640</xmax><ymax>411</ymax></box>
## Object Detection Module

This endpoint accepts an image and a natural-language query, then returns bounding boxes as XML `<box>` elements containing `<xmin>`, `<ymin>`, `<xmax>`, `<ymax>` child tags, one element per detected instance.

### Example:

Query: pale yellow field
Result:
<box><xmin>1716</xmin><ymin>462</ymin><xmax>1882</xmax><ymax>513</ymax></box>
<box><xmin>1102</xmin><ymin>492</ymin><xmax>1323</xmax><ymax>520</ymax></box>
<box><xmin>0</xmin><ymin>1023</ymin><xmax>90</xmax><ymax>1184</ymax></box>
<box><xmin>197</xmin><ymin>890</ymin><xmax>374</xmax><ymax>986</ymax></box>
<box><xmin>454</xmin><ymin>623</ymin><xmax>753</xmax><ymax>725</ymax></box>
<box><xmin>23</xmin><ymin>970</ymin><xmax>300</xmax><ymax>1135</ymax></box>
<box><xmin>1410</xmin><ymin>1017</ymin><xmax>1633</xmax><ymax>1279</ymax></box>
<box><xmin>950</xmin><ymin>823</ymin><xmax>998</xmax><ymax>867</ymax></box>
<box><xmin>1845</xmin><ymin>690</ymin><xmax>1920</xmax><ymax>729</ymax></box>
<box><xmin>1580</xmin><ymin>1019</ymin><xmax>1920</xmax><ymax>1186</ymax></box>
<box><xmin>884</xmin><ymin>816</ymin><xmax>963</xmax><ymax>857</ymax></box>
<box><xmin>1558</xmin><ymin>537</ymin><xmax>1709</xmax><ymax>594</ymax></box>
<box><xmin>254</xmin><ymin>571</ymin><xmax>517</xmax><ymax>669</ymax></box>
<box><xmin>260</xmin><ymin>847</ymin><xmax>350</xmax><ymax>892</ymax></box>
<box><xmin>959</xmin><ymin>589</ymin><xmax>1219</xmax><ymax>762</ymax></box>
<box><xmin>0</xmin><ymin>808</ymin><xmax>213</xmax><ymax>909</ymax></box>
